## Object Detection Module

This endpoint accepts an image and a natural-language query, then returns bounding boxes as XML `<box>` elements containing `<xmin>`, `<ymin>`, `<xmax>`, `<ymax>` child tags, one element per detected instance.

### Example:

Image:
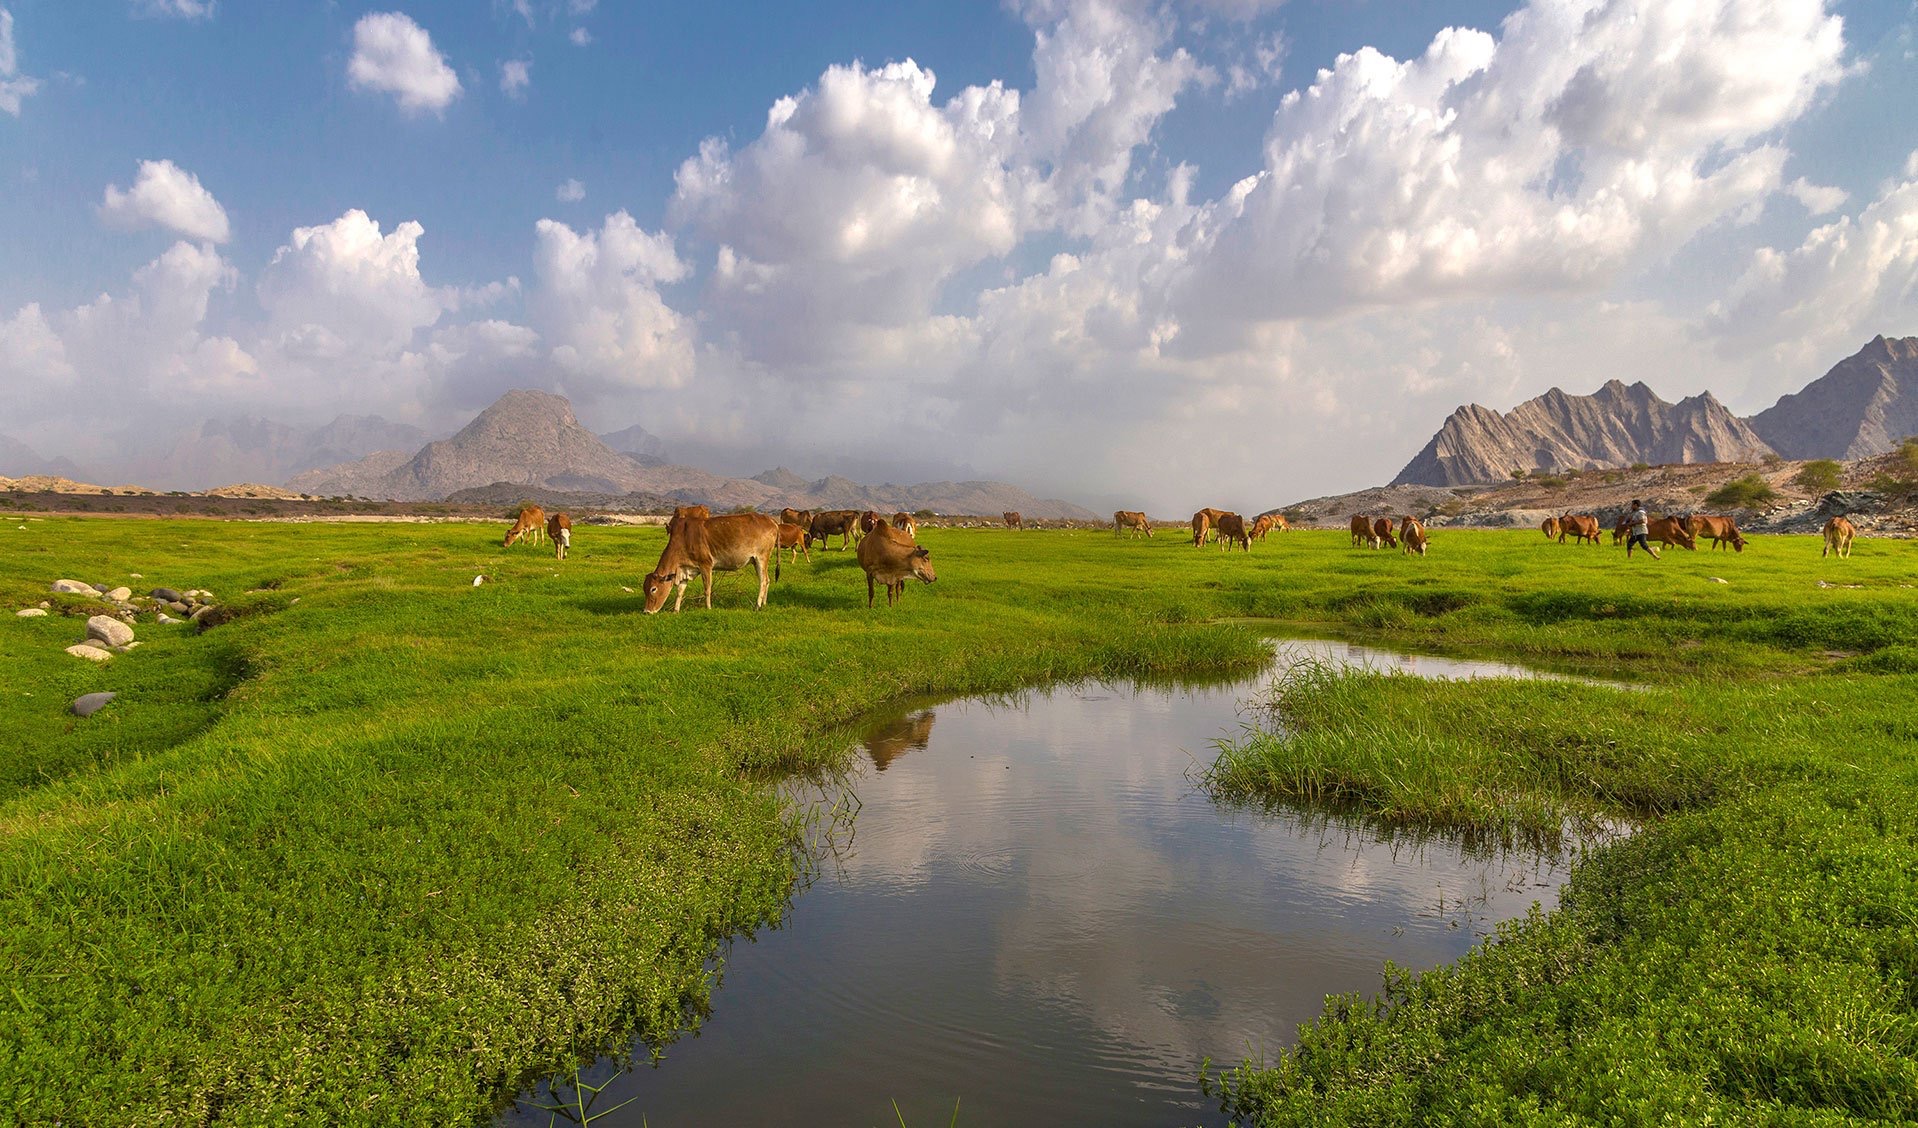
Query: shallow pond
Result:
<box><xmin>506</xmin><ymin>641</ymin><xmax>1592</xmax><ymax>1126</ymax></box>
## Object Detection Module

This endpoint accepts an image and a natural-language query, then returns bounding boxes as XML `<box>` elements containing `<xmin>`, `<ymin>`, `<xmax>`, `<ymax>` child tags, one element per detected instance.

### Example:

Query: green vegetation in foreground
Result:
<box><xmin>1205</xmin><ymin>541</ymin><xmax>1918</xmax><ymax>1123</ymax></box>
<box><xmin>0</xmin><ymin>517</ymin><xmax>1266</xmax><ymax>1125</ymax></box>
<box><xmin>2</xmin><ymin>519</ymin><xmax>1915</xmax><ymax>1123</ymax></box>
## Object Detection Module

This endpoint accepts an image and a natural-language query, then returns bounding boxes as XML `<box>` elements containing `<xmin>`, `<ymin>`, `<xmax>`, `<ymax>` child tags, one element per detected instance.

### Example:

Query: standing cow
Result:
<box><xmin>1215</xmin><ymin>513</ymin><xmax>1250</xmax><ymax>552</ymax></box>
<box><xmin>1350</xmin><ymin>514</ymin><xmax>1376</xmax><ymax>548</ymax></box>
<box><xmin>857</xmin><ymin>519</ymin><xmax>936</xmax><ymax>607</ymax></box>
<box><xmin>1542</xmin><ymin>516</ymin><xmax>1561</xmax><ymax>540</ymax></box>
<box><xmin>546</xmin><ymin>512</ymin><xmax>572</xmax><ymax>560</ymax></box>
<box><xmin>641</xmin><ymin>513</ymin><xmax>780</xmax><ymax>613</ymax></box>
<box><xmin>1371</xmin><ymin>517</ymin><xmax>1399</xmax><ymax>550</ymax></box>
<box><xmin>504</xmin><ymin>505</ymin><xmax>547</xmax><ymax>547</ymax></box>
<box><xmin>1401</xmin><ymin>517</ymin><xmax>1428</xmax><ymax>556</ymax></box>
<box><xmin>1823</xmin><ymin>516</ymin><xmax>1856</xmax><ymax>558</ymax></box>
<box><xmin>1114</xmin><ymin>510</ymin><xmax>1152</xmax><ymax>538</ymax></box>
<box><xmin>1004</xmin><ymin>511</ymin><xmax>1024</xmax><ymax>530</ymax></box>
<box><xmin>1647</xmin><ymin>515</ymin><xmax>1697</xmax><ymax>550</ymax></box>
<box><xmin>1558</xmin><ymin>514</ymin><xmax>1601</xmax><ymax>546</ymax></box>
<box><xmin>1685</xmin><ymin>514</ymin><xmax>1746</xmax><ymax>552</ymax></box>
<box><xmin>808</xmin><ymin>510</ymin><xmax>861</xmax><ymax>551</ymax></box>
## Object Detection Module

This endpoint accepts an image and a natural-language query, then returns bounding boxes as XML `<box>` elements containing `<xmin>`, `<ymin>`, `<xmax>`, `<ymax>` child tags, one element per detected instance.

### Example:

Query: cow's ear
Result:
<box><xmin>914</xmin><ymin>547</ymin><xmax>929</xmax><ymax>557</ymax></box>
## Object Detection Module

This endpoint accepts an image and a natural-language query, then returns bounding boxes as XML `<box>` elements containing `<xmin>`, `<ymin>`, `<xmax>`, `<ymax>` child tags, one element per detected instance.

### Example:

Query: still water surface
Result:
<box><xmin>506</xmin><ymin>640</ymin><xmax>1587</xmax><ymax>1126</ymax></box>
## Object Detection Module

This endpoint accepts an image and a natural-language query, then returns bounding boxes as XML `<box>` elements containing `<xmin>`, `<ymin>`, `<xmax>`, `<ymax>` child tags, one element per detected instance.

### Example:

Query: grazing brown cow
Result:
<box><xmin>779</xmin><ymin>507</ymin><xmax>813</xmax><ymax>529</ymax></box>
<box><xmin>1193</xmin><ymin>511</ymin><xmax>1213</xmax><ymax>547</ymax></box>
<box><xmin>857</xmin><ymin>519</ymin><xmax>936</xmax><ymax>607</ymax></box>
<box><xmin>1823</xmin><ymin>516</ymin><xmax>1856</xmax><ymax>559</ymax></box>
<box><xmin>1371</xmin><ymin>517</ymin><xmax>1399</xmax><ymax>550</ymax></box>
<box><xmin>1401</xmin><ymin>517</ymin><xmax>1428</xmax><ymax>556</ymax></box>
<box><xmin>1114</xmin><ymin>510</ymin><xmax>1152</xmax><ymax>538</ymax></box>
<box><xmin>1350</xmin><ymin>513</ymin><xmax>1376</xmax><ymax>548</ymax></box>
<box><xmin>1004</xmin><ymin>511</ymin><xmax>1023</xmax><ymax>530</ymax></box>
<box><xmin>1541</xmin><ymin>516</ymin><xmax>1561</xmax><ymax>540</ymax></box>
<box><xmin>1215</xmin><ymin>512</ymin><xmax>1251</xmax><ymax>552</ymax></box>
<box><xmin>1249</xmin><ymin>515</ymin><xmax>1275</xmax><ymax>542</ymax></box>
<box><xmin>808</xmin><ymin>509</ymin><xmax>861</xmax><ymax>550</ymax></box>
<box><xmin>504</xmin><ymin>504</ymin><xmax>546</xmax><ymax>547</ymax></box>
<box><xmin>1685</xmin><ymin>514</ymin><xmax>1746</xmax><ymax>552</ymax></box>
<box><xmin>1269</xmin><ymin>514</ymin><xmax>1291</xmax><ymax>533</ymax></box>
<box><xmin>641</xmin><ymin>512</ymin><xmax>779</xmax><ymax>613</ymax></box>
<box><xmin>1192</xmin><ymin>507</ymin><xmax>1230</xmax><ymax>546</ymax></box>
<box><xmin>1613</xmin><ymin>517</ymin><xmax>1631</xmax><ymax>546</ymax></box>
<box><xmin>547</xmin><ymin>512</ymin><xmax>573</xmax><ymax>560</ymax></box>
<box><xmin>1558</xmin><ymin>514</ymin><xmax>1601</xmax><ymax>546</ymax></box>
<box><xmin>776</xmin><ymin>521</ymin><xmax>811</xmax><ymax>564</ymax></box>
<box><xmin>1647</xmin><ymin>515</ymin><xmax>1697</xmax><ymax>550</ymax></box>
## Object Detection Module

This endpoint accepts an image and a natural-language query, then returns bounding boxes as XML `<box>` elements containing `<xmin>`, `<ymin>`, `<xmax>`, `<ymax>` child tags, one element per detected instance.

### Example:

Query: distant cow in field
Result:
<box><xmin>1215</xmin><ymin>512</ymin><xmax>1251</xmax><ymax>552</ymax></box>
<box><xmin>1004</xmin><ymin>511</ymin><xmax>1023</xmax><ymax>530</ymax></box>
<box><xmin>1685</xmin><ymin>514</ymin><xmax>1746</xmax><ymax>552</ymax></box>
<box><xmin>1249</xmin><ymin>515</ymin><xmax>1275</xmax><ymax>542</ymax></box>
<box><xmin>808</xmin><ymin>509</ymin><xmax>861</xmax><ymax>551</ymax></box>
<box><xmin>1193</xmin><ymin>511</ymin><xmax>1213</xmax><ymax>547</ymax></box>
<box><xmin>859</xmin><ymin>510</ymin><xmax>883</xmax><ymax>537</ymax></box>
<box><xmin>547</xmin><ymin>512</ymin><xmax>572</xmax><ymax>560</ymax></box>
<box><xmin>1542</xmin><ymin>516</ymin><xmax>1561</xmax><ymax>540</ymax></box>
<box><xmin>1114</xmin><ymin>510</ymin><xmax>1152</xmax><ymax>537</ymax></box>
<box><xmin>1401</xmin><ymin>517</ymin><xmax>1428</xmax><ymax>556</ymax></box>
<box><xmin>1350</xmin><ymin>514</ymin><xmax>1376</xmax><ymax>548</ymax></box>
<box><xmin>1823</xmin><ymin>516</ymin><xmax>1856</xmax><ymax>559</ymax></box>
<box><xmin>1371</xmin><ymin>517</ymin><xmax>1399</xmax><ymax>550</ymax></box>
<box><xmin>504</xmin><ymin>505</ymin><xmax>547</xmax><ymax>547</ymax></box>
<box><xmin>1613</xmin><ymin>517</ymin><xmax>1631</xmax><ymax>546</ymax></box>
<box><xmin>1558</xmin><ymin>514</ymin><xmax>1601</xmax><ymax>546</ymax></box>
<box><xmin>857</xmin><ymin>519</ymin><xmax>936</xmax><ymax>607</ymax></box>
<box><xmin>780</xmin><ymin>507</ymin><xmax>813</xmax><ymax>529</ymax></box>
<box><xmin>891</xmin><ymin>512</ymin><xmax>918</xmax><ymax>538</ymax></box>
<box><xmin>1647</xmin><ymin>515</ymin><xmax>1697</xmax><ymax>550</ymax></box>
<box><xmin>641</xmin><ymin>512</ymin><xmax>779</xmax><ymax>613</ymax></box>
<box><xmin>777</xmin><ymin>521</ymin><xmax>811</xmax><ymax>564</ymax></box>
<box><xmin>666</xmin><ymin>505</ymin><xmax>711</xmax><ymax>536</ymax></box>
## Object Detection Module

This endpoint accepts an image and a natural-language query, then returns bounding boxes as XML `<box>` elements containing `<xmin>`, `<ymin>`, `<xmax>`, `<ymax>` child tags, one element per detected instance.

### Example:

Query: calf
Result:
<box><xmin>1541</xmin><ymin>516</ymin><xmax>1560</xmax><ymax>540</ymax></box>
<box><xmin>1114</xmin><ymin>510</ymin><xmax>1152</xmax><ymax>538</ymax></box>
<box><xmin>641</xmin><ymin>513</ymin><xmax>780</xmax><ymax>613</ymax></box>
<box><xmin>504</xmin><ymin>505</ymin><xmax>547</xmax><ymax>547</ymax></box>
<box><xmin>777</xmin><ymin>521</ymin><xmax>811</xmax><ymax>564</ymax></box>
<box><xmin>546</xmin><ymin>512</ymin><xmax>573</xmax><ymax>560</ymax></box>
<box><xmin>1371</xmin><ymin>517</ymin><xmax>1399</xmax><ymax>550</ymax></box>
<box><xmin>857</xmin><ymin>519</ymin><xmax>936</xmax><ymax>607</ymax></box>
<box><xmin>1401</xmin><ymin>517</ymin><xmax>1428</xmax><ymax>556</ymax></box>
<box><xmin>1823</xmin><ymin>516</ymin><xmax>1856</xmax><ymax>559</ymax></box>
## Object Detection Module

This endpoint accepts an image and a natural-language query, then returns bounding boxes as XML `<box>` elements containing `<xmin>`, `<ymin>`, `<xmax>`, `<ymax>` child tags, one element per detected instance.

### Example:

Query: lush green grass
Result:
<box><xmin>1</xmin><ymin>517</ymin><xmax>1914</xmax><ymax>1124</ymax></box>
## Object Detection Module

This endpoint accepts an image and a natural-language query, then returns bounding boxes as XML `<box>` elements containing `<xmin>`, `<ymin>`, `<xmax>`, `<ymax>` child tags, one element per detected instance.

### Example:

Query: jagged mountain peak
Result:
<box><xmin>1749</xmin><ymin>335</ymin><xmax>1918</xmax><ymax>460</ymax></box>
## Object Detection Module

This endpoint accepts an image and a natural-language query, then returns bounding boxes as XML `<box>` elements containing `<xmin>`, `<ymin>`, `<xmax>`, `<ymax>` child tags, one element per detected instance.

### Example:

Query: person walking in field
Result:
<box><xmin>1624</xmin><ymin>499</ymin><xmax>1660</xmax><ymax>559</ymax></box>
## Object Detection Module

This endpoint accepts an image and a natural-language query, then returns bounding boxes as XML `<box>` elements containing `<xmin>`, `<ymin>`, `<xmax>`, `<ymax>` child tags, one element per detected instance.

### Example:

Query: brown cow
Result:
<box><xmin>666</xmin><ymin>504</ymin><xmax>711</xmax><ymax>536</ymax></box>
<box><xmin>857</xmin><ymin>519</ymin><xmax>936</xmax><ymax>607</ymax></box>
<box><xmin>1541</xmin><ymin>516</ymin><xmax>1561</xmax><ymax>540</ymax></box>
<box><xmin>1114</xmin><ymin>510</ymin><xmax>1152</xmax><ymax>538</ymax></box>
<box><xmin>859</xmin><ymin>510</ymin><xmax>882</xmax><ymax>537</ymax></box>
<box><xmin>776</xmin><ymin>521</ymin><xmax>811</xmax><ymax>564</ymax></box>
<box><xmin>1558</xmin><ymin>514</ymin><xmax>1601</xmax><ymax>546</ymax></box>
<box><xmin>504</xmin><ymin>504</ymin><xmax>546</xmax><ymax>547</ymax></box>
<box><xmin>779</xmin><ymin>507</ymin><xmax>813</xmax><ymax>529</ymax></box>
<box><xmin>891</xmin><ymin>512</ymin><xmax>918</xmax><ymax>538</ymax></box>
<box><xmin>808</xmin><ymin>509</ymin><xmax>861</xmax><ymax>550</ymax></box>
<box><xmin>1613</xmin><ymin>517</ymin><xmax>1631</xmax><ymax>546</ymax></box>
<box><xmin>1823</xmin><ymin>515</ymin><xmax>1856</xmax><ymax>559</ymax></box>
<box><xmin>1215</xmin><ymin>512</ymin><xmax>1250</xmax><ymax>551</ymax></box>
<box><xmin>1371</xmin><ymin>517</ymin><xmax>1399</xmax><ymax>550</ymax></box>
<box><xmin>1350</xmin><ymin>514</ymin><xmax>1376</xmax><ymax>548</ymax></box>
<box><xmin>1193</xmin><ymin>507</ymin><xmax>1230</xmax><ymax>546</ymax></box>
<box><xmin>1249</xmin><ymin>515</ymin><xmax>1275</xmax><ymax>542</ymax></box>
<box><xmin>1685</xmin><ymin>514</ymin><xmax>1746</xmax><ymax>552</ymax></box>
<box><xmin>1194</xmin><ymin>511</ymin><xmax>1213</xmax><ymax>547</ymax></box>
<box><xmin>1647</xmin><ymin>515</ymin><xmax>1696</xmax><ymax>550</ymax></box>
<box><xmin>1004</xmin><ymin>511</ymin><xmax>1023</xmax><ymax>530</ymax></box>
<box><xmin>641</xmin><ymin>512</ymin><xmax>779</xmax><ymax>613</ymax></box>
<box><xmin>546</xmin><ymin>512</ymin><xmax>573</xmax><ymax>560</ymax></box>
<box><xmin>1401</xmin><ymin>517</ymin><xmax>1428</xmax><ymax>556</ymax></box>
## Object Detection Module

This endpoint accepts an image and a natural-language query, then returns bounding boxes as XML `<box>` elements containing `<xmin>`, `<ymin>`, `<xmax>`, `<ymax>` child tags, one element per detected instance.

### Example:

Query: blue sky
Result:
<box><xmin>2</xmin><ymin>0</ymin><xmax>1915</xmax><ymax>508</ymax></box>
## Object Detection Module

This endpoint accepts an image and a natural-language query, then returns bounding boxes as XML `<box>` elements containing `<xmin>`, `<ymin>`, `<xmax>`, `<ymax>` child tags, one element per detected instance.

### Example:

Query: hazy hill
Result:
<box><xmin>1394</xmin><ymin>380</ymin><xmax>1774</xmax><ymax>487</ymax></box>
<box><xmin>126</xmin><ymin>414</ymin><xmax>428</xmax><ymax>492</ymax></box>
<box><xmin>1749</xmin><ymin>336</ymin><xmax>1918</xmax><ymax>460</ymax></box>
<box><xmin>0</xmin><ymin>434</ymin><xmax>85</xmax><ymax>480</ymax></box>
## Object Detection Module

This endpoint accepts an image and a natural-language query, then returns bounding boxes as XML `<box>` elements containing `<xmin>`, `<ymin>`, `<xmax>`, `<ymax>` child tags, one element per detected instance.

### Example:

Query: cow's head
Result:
<box><xmin>909</xmin><ymin>546</ymin><xmax>936</xmax><ymax>585</ymax></box>
<box><xmin>640</xmin><ymin>570</ymin><xmax>676</xmax><ymax>614</ymax></box>
<box><xmin>1730</xmin><ymin>531</ymin><xmax>1746</xmax><ymax>552</ymax></box>
<box><xmin>502</xmin><ymin>529</ymin><xmax>518</xmax><ymax>547</ymax></box>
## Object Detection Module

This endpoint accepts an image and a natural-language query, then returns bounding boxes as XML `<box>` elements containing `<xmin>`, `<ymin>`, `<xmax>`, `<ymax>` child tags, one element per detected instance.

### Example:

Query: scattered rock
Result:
<box><xmin>157</xmin><ymin>613</ymin><xmax>177</xmax><ymax>624</ymax></box>
<box><xmin>50</xmin><ymin>579</ymin><xmax>95</xmax><ymax>594</ymax></box>
<box><xmin>16</xmin><ymin>608</ymin><xmax>47</xmax><ymax>617</ymax></box>
<box><xmin>85</xmin><ymin>615</ymin><xmax>135</xmax><ymax>649</ymax></box>
<box><xmin>149</xmin><ymin>587</ymin><xmax>184</xmax><ymax>602</ymax></box>
<box><xmin>166</xmin><ymin>600</ymin><xmax>190</xmax><ymax>613</ymax></box>
<box><xmin>189</xmin><ymin>606</ymin><xmax>213</xmax><ymax>622</ymax></box>
<box><xmin>113</xmin><ymin>641</ymin><xmax>141</xmax><ymax>653</ymax></box>
<box><xmin>128</xmin><ymin>573</ymin><xmax>142</xmax><ymax>579</ymax></box>
<box><xmin>1708</xmin><ymin>577</ymin><xmax>1729</xmax><ymax>584</ymax></box>
<box><xmin>90</xmin><ymin>584</ymin><xmax>109</xmax><ymax>594</ymax></box>
<box><xmin>104</xmin><ymin>586</ymin><xmax>133</xmax><ymax>602</ymax></box>
<box><xmin>64</xmin><ymin>644</ymin><xmax>112</xmax><ymax>662</ymax></box>
<box><xmin>71</xmin><ymin>692</ymin><xmax>116</xmax><ymax>717</ymax></box>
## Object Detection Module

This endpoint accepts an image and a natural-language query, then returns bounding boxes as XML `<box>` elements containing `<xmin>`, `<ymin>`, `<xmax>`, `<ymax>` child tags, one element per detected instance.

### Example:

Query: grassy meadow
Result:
<box><xmin>0</xmin><ymin>515</ymin><xmax>1913</xmax><ymax>1124</ymax></box>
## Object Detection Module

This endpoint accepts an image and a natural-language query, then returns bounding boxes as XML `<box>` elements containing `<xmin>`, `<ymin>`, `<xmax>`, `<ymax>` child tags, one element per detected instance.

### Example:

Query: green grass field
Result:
<box><xmin>0</xmin><ymin>516</ymin><xmax>1913</xmax><ymax>1125</ymax></box>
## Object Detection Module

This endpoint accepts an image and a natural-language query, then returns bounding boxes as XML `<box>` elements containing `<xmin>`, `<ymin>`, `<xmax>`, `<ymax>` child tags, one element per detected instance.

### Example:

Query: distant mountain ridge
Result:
<box><xmin>127</xmin><ymin>413</ymin><xmax>428</xmax><ymax>492</ymax></box>
<box><xmin>291</xmin><ymin>389</ymin><xmax>1099</xmax><ymax>520</ymax></box>
<box><xmin>1394</xmin><ymin>336</ymin><xmax>1918</xmax><ymax>486</ymax></box>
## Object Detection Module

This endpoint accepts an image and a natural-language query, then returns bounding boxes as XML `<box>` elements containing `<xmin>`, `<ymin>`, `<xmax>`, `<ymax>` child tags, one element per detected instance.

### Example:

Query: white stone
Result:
<box><xmin>157</xmin><ymin>613</ymin><xmax>176</xmax><ymax>624</ymax></box>
<box><xmin>85</xmin><ymin>615</ymin><xmax>135</xmax><ymax>649</ymax></box>
<box><xmin>51</xmin><ymin>579</ymin><xmax>95</xmax><ymax>594</ymax></box>
<box><xmin>16</xmin><ymin>608</ymin><xmax>47</xmax><ymax>617</ymax></box>
<box><xmin>105</xmin><ymin>587</ymin><xmax>133</xmax><ymax>602</ymax></box>
<box><xmin>64</xmin><ymin>644</ymin><xmax>112</xmax><ymax>663</ymax></box>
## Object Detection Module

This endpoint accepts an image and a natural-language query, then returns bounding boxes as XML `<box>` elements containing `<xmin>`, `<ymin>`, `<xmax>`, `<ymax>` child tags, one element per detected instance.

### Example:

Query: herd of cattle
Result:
<box><xmin>498</xmin><ymin>500</ymin><xmax>1868</xmax><ymax>611</ymax></box>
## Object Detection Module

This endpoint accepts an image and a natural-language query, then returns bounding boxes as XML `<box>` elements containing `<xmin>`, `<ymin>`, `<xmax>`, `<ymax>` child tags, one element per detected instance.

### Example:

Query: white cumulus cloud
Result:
<box><xmin>258</xmin><ymin>209</ymin><xmax>456</xmax><ymax>357</ymax></box>
<box><xmin>0</xmin><ymin>7</ymin><xmax>42</xmax><ymax>117</ymax></box>
<box><xmin>347</xmin><ymin>11</ymin><xmax>462</xmax><ymax>116</ymax></box>
<box><xmin>133</xmin><ymin>0</ymin><xmax>215</xmax><ymax>18</ymax></box>
<box><xmin>99</xmin><ymin>159</ymin><xmax>232</xmax><ymax>243</ymax></box>
<box><xmin>500</xmin><ymin>58</ymin><xmax>530</xmax><ymax>99</ymax></box>
<box><xmin>530</xmin><ymin>211</ymin><xmax>694</xmax><ymax>391</ymax></box>
<box><xmin>1785</xmin><ymin>177</ymin><xmax>1849</xmax><ymax>215</ymax></box>
<box><xmin>555</xmin><ymin>178</ymin><xmax>584</xmax><ymax>202</ymax></box>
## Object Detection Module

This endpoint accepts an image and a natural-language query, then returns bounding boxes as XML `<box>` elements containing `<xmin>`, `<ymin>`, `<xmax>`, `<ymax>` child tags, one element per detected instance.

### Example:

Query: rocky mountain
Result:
<box><xmin>1393</xmin><ymin>380</ymin><xmax>1775</xmax><ymax>486</ymax></box>
<box><xmin>1749</xmin><ymin>336</ymin><xmax>1918</xmax><ymax>460</ymax></box>
<box><xmin>291</xmin><ymin>389</ymin><xmax>1099</xmax><ymax>518</ymax></box>
<box><xmin>598</xmin><ymin>422</ymin><xmax>665</xmax><ymax>460</ymax></box>
<box><xmin>127</xmin><ymin>414</ymin><xmax>428</xmax><ymax>492</ymax></box>
<box><xmin>0</xmin><ymin>434</ymin><xmax>86</xmax><ymax>480</ymax></box>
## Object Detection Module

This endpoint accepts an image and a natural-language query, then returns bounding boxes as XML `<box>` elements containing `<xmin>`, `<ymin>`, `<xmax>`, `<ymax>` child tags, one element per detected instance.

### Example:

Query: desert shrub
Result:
<box><xmin>1704</xmin><ymin>475</ymin><xmax>1777</xmax><ymax>510</ymax></box>
<box><xmin>1629</xmin><ymin>462</ymin><xmax>1650</xmax><ymax>472</ymax></box>
<box><xmin>1534</xmin><ymin>475</ymin><xmax>1567</xmax><ymax>489</ymax></box>
<box><xmin>1793</xmin><ymin>460</ymin><xmax>1843</xmax><ymax>493</ymax></box>
<box><xmin>1761</xmin><ymin>451</ymin><xmax>1783</xmax><ymax>465</ymax></box>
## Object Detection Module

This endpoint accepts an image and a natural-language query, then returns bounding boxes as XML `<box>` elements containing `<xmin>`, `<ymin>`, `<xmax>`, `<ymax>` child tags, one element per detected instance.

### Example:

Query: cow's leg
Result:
<box><xmin>754</xmin><ymin>556</ymin><xmax>770</xmax><ymax>608</ymax></box>
<box><xmin>701</xmin><ymin>566</ymin><xmax>716</xmax><ymax>609</ymax></box>
<box><xmin>672</xmin><ymin>578</ymin><xmax>687</xmax><ymax>613</ymax></box>
<box><xmin>866</xmin><ymin>574</ymin><xmax>876</xmax><ymax>608</ymax></box>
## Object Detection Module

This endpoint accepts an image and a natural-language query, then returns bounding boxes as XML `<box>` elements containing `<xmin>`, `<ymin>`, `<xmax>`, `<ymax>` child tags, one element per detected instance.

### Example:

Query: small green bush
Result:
<box><xmin>1704</xmin><ymin>475</ymin><xmax>1777</xmax><ymax>509</ymax></box>
<box><xmin>1793</xmin><ymin>460</ymin><xmax>1842</xmax><ymax>493</ymax></box>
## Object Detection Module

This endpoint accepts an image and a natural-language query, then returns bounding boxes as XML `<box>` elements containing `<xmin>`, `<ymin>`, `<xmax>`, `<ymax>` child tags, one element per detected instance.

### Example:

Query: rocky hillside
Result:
<box><xmin>1394</xmin><ymin>380</ymin><xmax>1773</xmax><ymax>486</ymax></box>
<box><xmin>1749</xmin><ymin>336</ymin><xmax>1918</xmax><ymax>460</ymax></box>
<box><xmin>292</xmin><ymin>390</ymin><xmax>1099</xmax><ymax>519</ymax></box>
